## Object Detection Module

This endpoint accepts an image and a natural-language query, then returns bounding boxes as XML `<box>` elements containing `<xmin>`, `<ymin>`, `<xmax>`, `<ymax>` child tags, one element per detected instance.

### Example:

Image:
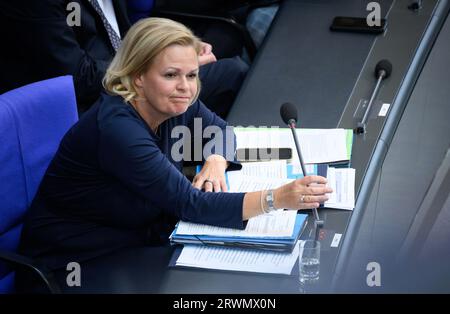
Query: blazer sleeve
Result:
<box><xmin>98</xmin><ymin>111</ymin><xmax>245</xmax><ymax>229</ymax></box>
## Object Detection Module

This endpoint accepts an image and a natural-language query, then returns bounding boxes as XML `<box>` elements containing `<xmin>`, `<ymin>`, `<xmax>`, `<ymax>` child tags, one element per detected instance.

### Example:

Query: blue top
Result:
<box><xmin>19</xmin><ymin>93</ymin><xmax>244</xmax><ymax>270</ymax></box>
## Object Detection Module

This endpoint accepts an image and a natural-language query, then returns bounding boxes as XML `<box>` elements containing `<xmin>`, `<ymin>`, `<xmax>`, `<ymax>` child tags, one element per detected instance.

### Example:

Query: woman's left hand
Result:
<box><xmin>192</xmin><ymin>154</ymin><xmax>228</xmax><ymax>192</ymax></box>
<box><xmin>198</xmin><ymin>41</ymin><xmax>217</xmax><ymax>66</ymax></box>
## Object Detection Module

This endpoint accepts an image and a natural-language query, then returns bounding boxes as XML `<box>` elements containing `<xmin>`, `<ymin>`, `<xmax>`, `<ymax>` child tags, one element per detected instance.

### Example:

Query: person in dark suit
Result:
<box><xmin>0</xmin><ymin>0</ymin><xmax>248</xmax><ymax>117</ymax></box>
<box><xmin>16</xmin><ymin>17</ymin><xmax>331</xmax><ymax>292</ymax></box>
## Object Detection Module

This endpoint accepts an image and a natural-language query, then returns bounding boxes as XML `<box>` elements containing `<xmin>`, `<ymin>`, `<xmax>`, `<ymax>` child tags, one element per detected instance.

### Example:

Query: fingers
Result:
<box><xmin>220</xmin><ymin>178</ymin><xmax>228</xmax><ymax>192</ymax></box>
<box><xmin>192</xmin><ymin>158</ymin><xmax>227</xmax><ymax>192</ymax></box>
<box><xmin>204</xmin><ymin>180</ymin><xmax>214</xmax><ymax>192</ymax></box>
<box><xmin>304</xmin><ymin>185</ymin><xmax>333</xmax><ymax>195</ymax></box>
<box><xmin>200</xmin><ymin>42</ymin><xmax>213</xmax><ymax>55</ymax></box>
<box><xmin>297</xmin><ymin>203</ymin><xmax>320</xmax><ymax>209</ymax></box>
<box><xmin>192</xmin><ymin>175</ymin><xmax>224</xmax><ymax>192</ymax></box>
<box><xmin>198</xmin><ymin>53</ymin><xmax>217</xmax><ymax>66</ymax></box>
<box><xmin>206</xmin><ymin>44</ymin><xmax>213</xmax><ymax>54</ymax></box>
<box><xmin>259</xmin><ymin>175</ymin><xmax>333</xmax><ymax>211</ymax></box>
<box><xmin>299</xmin><ymin>202</ymin><xmax>320</xmax><ymax>209</ymax></box>
<box><xmin>300</xmin><ymin>175</ymin><xmax>328</xmax><ymax>186</ymax></box>
<box><xmin>301</xmin><ymin>194</ymin><xmax>329</xmax><ymax>204</ymax></box>
<box><xmin>295</xmin><ymin>176</ymin><xmax>333</xmax><ymax>195</ymax></box>
<box><xmin>192</xmin><ymin>175</ymin><xmax>204</xmax><ymax>190</ymax></box>
<box><xmin>203</xmin><ymin>179</ymin><xmax>222</xmax><ymax>192</ymax></box>
<box><xmin>212</xmin><ymin>179</ymin><xmax>221</xmax><ymax>192</ymax></box>
<box><xmin>295</xmin><ymin>192</ymin><xmax>329</xmax><ymax>210</ymax></box>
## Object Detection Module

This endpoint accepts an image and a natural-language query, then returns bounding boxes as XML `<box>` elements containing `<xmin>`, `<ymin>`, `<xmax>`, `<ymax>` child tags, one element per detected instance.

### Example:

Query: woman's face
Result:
<box><xmin>134</xmin><ymin>44</ymin><xmax>199</xmax><ymax>119</ymax></box>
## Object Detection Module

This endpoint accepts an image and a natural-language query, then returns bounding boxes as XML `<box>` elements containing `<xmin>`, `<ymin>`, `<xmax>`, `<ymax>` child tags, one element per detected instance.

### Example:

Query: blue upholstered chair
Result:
<box><xmin>0</xmin><ymin>76</ymin><xmax>78</xmax><ymax>293</ymax></box>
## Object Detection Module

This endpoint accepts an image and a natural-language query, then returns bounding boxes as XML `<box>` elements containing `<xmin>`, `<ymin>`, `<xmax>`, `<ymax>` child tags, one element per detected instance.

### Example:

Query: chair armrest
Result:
<box><xmin>0</xmin><ymin>250</ymin><xmax>61</xmax><ymax>294</ymax></box>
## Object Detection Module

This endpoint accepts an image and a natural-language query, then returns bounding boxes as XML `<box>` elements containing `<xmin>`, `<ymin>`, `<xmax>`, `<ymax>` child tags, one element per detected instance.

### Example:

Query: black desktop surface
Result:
<box><xmin>227</xmin><ymin>0</ymin><xmax>393</xmax><ymax>128</ymax></box>
<box><xmin>60</xmin><ymin>210</ymin><xmax>349</xmax><ymax>293</ymax></box>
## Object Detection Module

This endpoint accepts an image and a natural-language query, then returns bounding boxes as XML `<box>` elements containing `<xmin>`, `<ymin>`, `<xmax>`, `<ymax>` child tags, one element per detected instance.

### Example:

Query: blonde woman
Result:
<box><xmin>18</xmin><ymin>18</ymin><xmax>332</xmax><ymax>286</ymax></box>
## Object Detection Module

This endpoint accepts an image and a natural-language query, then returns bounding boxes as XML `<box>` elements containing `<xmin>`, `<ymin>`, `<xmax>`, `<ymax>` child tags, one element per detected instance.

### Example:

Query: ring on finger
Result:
<box><xmin>300</xmin><ymin>195</ymin><xmax>306</xmax><ymax>203</ymax></box>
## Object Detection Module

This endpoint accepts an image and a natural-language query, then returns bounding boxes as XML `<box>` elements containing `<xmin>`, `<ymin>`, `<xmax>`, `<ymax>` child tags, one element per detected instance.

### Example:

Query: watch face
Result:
<box><xmin>266</xmin><ymin>190</ymin><xmax>275</xmax><ymax>210</ymax></box>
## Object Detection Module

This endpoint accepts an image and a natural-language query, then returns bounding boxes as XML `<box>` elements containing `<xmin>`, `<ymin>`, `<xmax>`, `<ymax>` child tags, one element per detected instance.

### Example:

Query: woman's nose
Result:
<box><xmin>177</xmin><ymin>77</ymin><xmax>188</xmax><ymax>90</ymax></box>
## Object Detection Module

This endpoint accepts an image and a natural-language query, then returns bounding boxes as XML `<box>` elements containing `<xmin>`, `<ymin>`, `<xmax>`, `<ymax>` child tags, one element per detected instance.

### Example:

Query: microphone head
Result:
<box><xmin>280</xmin><ymin>102</ymin><xmax>298</xmax><ymax>125</ymax></box>
<box><xmin>375</xmin><ymin>59</ymin><xmax>392</xmax><ymax>79</ymax></box>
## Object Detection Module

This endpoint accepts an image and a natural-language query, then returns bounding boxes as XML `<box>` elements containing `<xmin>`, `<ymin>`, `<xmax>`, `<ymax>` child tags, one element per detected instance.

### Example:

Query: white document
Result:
<box><xmin>234</xmin><ymin>128</ymin><xmax>349</xmax><ymax>164</ymax></box>
<box><xmin>227</xmin><ymin>174</ymin><xmax>293</xmax><ymax>193</ymax></box>
<box><xmin>325</xmin><ymin>167</ymin><xmax>355</xmax><ymax>210</ymax></box>
<box><xmin>175</xmin><ymin>210</ymin><xmax>298</xmax><ymax>238</ymax></box>
<box><xmin>226</xmin><ymin>160</ymin><xmax>290</xmax><ymax>193</ymax></box>
<box><xmin>176</xmin><ymin>241</ymin><xmax>301</xmax><ymax>275</ymax></box>
<box><xmin>288</xmin><ymin>163</ymin><xmax>320</xmax><ymax>177</ymax></box>
<box><xmin>227</xmin><ymin>160</ymin><xmax>316</xmax><ymax>181</ymax></box>
<box><xmin>234</xmin><ymin>160</ymin><xmax>287</xmax><ymax>178</ymax></box>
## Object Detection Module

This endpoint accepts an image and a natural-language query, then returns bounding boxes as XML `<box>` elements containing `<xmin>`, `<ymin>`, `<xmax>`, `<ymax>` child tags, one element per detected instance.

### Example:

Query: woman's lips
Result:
<box><xmin>171</xmin><ymin>96</ymin><xmax>191</xmax><ymax>102</ymax></box>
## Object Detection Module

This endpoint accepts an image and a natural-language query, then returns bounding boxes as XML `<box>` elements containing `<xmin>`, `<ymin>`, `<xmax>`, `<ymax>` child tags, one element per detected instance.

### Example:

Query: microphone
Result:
<box><xmin>408</xmin><ymin>0</ymin><xmax>423</xmax><ymax>11</ymax></box>
<box><xmin>280</xmin><ymin>102</ymin><xmax>324</xmax><ymax>226</ymax></box>
<box><xmin>280</xmin><ymin>102</ymin><xmax>298</xmax><ymax>125</ymax></box>
<box><xmin>375</xmin><ymin>59</ymin><xmax>392</xmax><ymax>80</ymax></box>
<box><xmin>356</xmin><ymin>59</ymin><xmax>393</xmax><ymax>134</ymax></box>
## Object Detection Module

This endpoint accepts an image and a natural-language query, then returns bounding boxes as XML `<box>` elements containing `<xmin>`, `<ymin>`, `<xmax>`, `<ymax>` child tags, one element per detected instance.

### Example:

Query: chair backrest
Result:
<box><xmin>0</xmin><ymin>76</ymin><xmax>78</xmax><ymax>293</ymax></box>
<box><xmin>127</xmin><ymin>0</ymin><xmax>155</xmax><ymax>23</ymax></box>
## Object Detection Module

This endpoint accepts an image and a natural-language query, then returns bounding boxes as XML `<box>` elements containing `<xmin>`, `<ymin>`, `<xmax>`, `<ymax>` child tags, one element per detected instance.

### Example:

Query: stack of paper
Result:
<box><xmin>325</xmin><ymin>168</ymin><xmax>355</xmax><ymax>210</ymax></box>
<box><xmin>225</xmin><ymin>159</ymin><xmax>355</xmax><ymax>210</ymax></box>
<box><xmin>234</xmin><ymin>127</ymin><xmax>353</xmax><ymax>165</ymax></box>
<box><xmin>226</xmin><ymin>160</ymin><xmax>324</xmax><ymax>189</ymax></box>
<box><xmin>174</xmin><ymin>241</ymin><xmax>302</xmax><ymax>275</ymax></box>
<box><xmin>170</xmin><ymin>211</ymin><xmax>308</xmax><ymax>252</ymax></box>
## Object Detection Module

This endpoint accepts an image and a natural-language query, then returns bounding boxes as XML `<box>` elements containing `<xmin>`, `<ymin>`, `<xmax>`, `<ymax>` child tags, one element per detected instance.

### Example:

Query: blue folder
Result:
<box><xmin>169</xmin><ymin>213</ymin><xmax>308</xmax><ymax>253</ymax></box>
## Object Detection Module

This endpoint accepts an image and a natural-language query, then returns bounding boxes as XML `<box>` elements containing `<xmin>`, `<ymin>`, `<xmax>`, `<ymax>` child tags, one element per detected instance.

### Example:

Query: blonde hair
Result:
<box><xmin>103</xmin><ymin>17</ymin><xmax>202</xmax><ymax>103</ymax></box>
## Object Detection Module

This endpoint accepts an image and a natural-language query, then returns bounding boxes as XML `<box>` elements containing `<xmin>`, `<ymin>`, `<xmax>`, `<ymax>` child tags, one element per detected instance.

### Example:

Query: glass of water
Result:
<box><xmin>299</xmin><ymin>240</ymin><xmax>320</xmax><ymax>287</ymax></box>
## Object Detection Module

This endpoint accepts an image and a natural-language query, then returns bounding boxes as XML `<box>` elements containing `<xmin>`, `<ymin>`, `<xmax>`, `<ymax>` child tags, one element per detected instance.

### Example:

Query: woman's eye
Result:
<box><xmin>187</xmin><ymin>73</ymin><xmax>197</xmax><ymax>79</ymax></box>
<box><xmin>164</xmin><ymin>73</ymin><xmax>177</xmax><ymax>78</ymax></box>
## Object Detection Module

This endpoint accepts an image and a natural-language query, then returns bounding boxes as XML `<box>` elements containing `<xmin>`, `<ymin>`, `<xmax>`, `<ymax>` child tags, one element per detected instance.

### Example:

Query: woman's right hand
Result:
<box><xmin>273</xmin><ymin>175</ymin><xmax>333</xmax><ymax>210</ymax></box>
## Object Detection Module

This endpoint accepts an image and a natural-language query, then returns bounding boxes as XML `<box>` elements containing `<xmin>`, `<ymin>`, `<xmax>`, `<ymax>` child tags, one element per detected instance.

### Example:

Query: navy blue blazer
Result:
<box><xmin>19</xmin><ymin>93</ymin><xmax>244</xmax><ymax>270</ymax></box>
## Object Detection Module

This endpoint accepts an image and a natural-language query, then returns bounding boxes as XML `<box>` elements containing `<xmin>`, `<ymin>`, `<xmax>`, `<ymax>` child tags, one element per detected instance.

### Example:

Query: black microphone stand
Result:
<box><xmin>356</xmin><ymin>71</ymin><xmax>386</xmax><ymax>134</ymax></box>
<box><xmin>288</xmin><ymin>119</ymin><xmax>324</xmax><ymax>231</ymax></box>
<box><xmin>356</xmin><ymin>60</ymin><xmax>392</xmax><ymax>134</ymax></box>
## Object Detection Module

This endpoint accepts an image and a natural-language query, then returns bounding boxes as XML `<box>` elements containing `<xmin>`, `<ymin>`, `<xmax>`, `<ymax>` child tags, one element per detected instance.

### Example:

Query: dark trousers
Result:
<box><xmin>199</xmin><ymin>56</ymin><xmax>249</xmax><ymax>119</ymax></box>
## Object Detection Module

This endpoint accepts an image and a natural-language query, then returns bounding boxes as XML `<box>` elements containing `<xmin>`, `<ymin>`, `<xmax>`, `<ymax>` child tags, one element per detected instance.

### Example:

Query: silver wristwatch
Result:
<box><xmin>265</xmin><ymin>189</ymin><xmax>276</xmax><ymax>213</ymax></box>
